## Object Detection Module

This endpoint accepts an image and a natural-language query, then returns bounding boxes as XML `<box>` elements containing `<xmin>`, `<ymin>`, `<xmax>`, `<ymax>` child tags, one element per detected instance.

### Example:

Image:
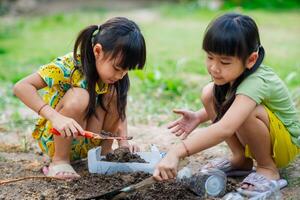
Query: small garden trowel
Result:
<box><xmin>50</xmin><ymin>128</ymin><xmax>133</xmax><ymax>140</ymax></box>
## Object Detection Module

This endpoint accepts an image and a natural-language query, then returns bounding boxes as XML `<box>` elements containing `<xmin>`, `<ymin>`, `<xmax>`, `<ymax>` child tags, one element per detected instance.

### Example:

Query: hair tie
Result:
<box><xmin>92</xmin><ymin>25</ymin><xmax>101</xmax><ymax>44</ymax></box>
<box><xmin>92</xmin><ymin>25</ymin><xmax>100</xmax><ymax>36</ymax></box>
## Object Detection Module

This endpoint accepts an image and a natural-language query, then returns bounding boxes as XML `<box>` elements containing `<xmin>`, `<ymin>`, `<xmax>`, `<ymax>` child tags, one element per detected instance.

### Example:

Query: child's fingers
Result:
<box><xmin>69</xmin><ymin>126</ymin><xmax>78</xmax><ymax>137</ymax></box>
<box><xmin>170</xmin><ymin>125</ymin><xmax>181</xmax><ymax>134</ymax></box>
<box><xmin>73</xmin><ymin>122</ymin><xmax>84</xmax><ymax>136</ymax></box>
<box><xmin>160</xmin><ymin>170</ymin><xmax>169</xmax><ymax>180</ymax></box>
<box><xmin>180</xmin><ymin>132</ymin><xmax>188</xmax><ymax>140</ymax></box>
<box><xmin>175</xmin><ymin>129</ymin><xmax>184</xmax><ymax>137</ymax></box>
<box><xmin>153</xmin><ymin>168</ymin><xmax>163</xmax><ymax>181</ymax></box>
<box><xmin>167</xmin><ymin>119</ymin><xmax>181</xmax><ymax>129</ymax></box>
<box><xmin>167</xmin><ymin>122</ymin><xmax>176</xmax><ymax>129</ymax></box>
<box><xmin>74</xmin><ymin>124</ymin><xmax>84</xmax><ymax>138</ymax></box>
<box><xmin>171</xmin><ymin>168</ymin><xmax>177</xmax><ymax>178</ymax></box>
<box><xmin>166</xmin><ymin>169</ymin><xmax>175</xmax><ymax>179</ymax></box>
<box><xmin>173</xmin><ymin>109</ymin><xmax>186</xmax><ymax>115</ymax></box>
<box><xmin>65</xmin><ymin>128</ymin><xmax>72</xmax><ymax>137</ymax></box>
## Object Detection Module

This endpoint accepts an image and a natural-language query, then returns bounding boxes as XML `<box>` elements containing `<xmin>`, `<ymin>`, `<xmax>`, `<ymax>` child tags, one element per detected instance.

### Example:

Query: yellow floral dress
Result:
<box><xmin>33</xmin><ymin>52</ymin><xmax>109</xmax><ymax>160</ymax></box>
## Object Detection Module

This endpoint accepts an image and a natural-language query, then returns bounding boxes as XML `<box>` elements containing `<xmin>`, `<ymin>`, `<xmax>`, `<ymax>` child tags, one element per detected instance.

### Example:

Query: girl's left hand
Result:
<box><xmin>168</xmin><ymin>109</ymin><xmax>201</xmax><ymax>139</ymax></box>
<box><xmin>153</xmin><ymin>151</ymin><xmax>180</xmax><ymax>181</ymax></box>
<box><xmin>118</xmin><ymin>140</ymin><xmax>140</xmax><ymax>153</ymax></box>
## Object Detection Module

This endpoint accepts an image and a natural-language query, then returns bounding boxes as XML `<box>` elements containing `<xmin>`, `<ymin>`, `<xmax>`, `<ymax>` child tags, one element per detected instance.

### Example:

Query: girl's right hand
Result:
<box><xmin>153</xmin><ymin>150</ymin><xmax>180</xmax><ymax>181</ymax></box>
<box><xmin>168</xmin><ymin>109</ymin><xmax>201</xmax><ymax>139</ymax></box>
<box><xmin>50</xmin><ymin>113</ymin><xmax>84</xmax><ymax>138</ymax></box>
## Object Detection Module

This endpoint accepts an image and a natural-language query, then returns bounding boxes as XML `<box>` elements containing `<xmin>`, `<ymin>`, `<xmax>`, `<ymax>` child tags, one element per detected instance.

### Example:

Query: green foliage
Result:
<box><xmin>0</xmin><ymin>155</ymin><xmax>7</xmax><ymax>162</ymax></box>
<box><xmin>0</xmin><ymin>4</ymin><xmax>299</xmax><ymax>124</ymax></box>
<box><xmin>224</xmin><ymin>0</ymin><xmax>300</xmax><ymax>9</ymax></box>
<box><xmin>174</xmin><ymin>0</ymin><xmax>300</xmax><ymax>10</ymax></box>
<box><xmin>133</xmin><ymin>70</ymin><xmax>186</xmax><ymax>95</ymax></box>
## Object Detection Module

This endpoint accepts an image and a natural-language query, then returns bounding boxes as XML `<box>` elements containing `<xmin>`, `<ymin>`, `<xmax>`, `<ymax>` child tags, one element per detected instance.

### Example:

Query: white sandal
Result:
<box><xmin>43</xmin><ymin>163</ymin><xmax>81</xmax><ymax>180</ymax></box>
<box><xmin>202</xmin><ymin>158</ymin><xmax>255</xmax><ymax>177</ymax></box>
<box><xmin>237</xmin><ymin>172</ymin><xmax>287</xmax><ymax>198</ymax></box>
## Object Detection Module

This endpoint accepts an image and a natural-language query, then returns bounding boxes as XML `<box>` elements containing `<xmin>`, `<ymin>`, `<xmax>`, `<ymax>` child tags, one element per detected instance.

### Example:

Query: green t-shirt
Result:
<box><xmin>236</xmin><ymin>65</ymin><xmax>300</xmax><ymax>147</ymax></box>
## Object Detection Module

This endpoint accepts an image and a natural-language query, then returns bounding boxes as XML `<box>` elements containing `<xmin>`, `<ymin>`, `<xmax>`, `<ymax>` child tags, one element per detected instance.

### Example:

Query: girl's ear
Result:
<box><xmin>246</xmin><ymin>52</ymin><xmax>258</xmax><ymax>70</ymax></box>
<box><xmin>93</xmin><ymin>43</ymin><xmax>104</xmax><ymax>59</ymax></box>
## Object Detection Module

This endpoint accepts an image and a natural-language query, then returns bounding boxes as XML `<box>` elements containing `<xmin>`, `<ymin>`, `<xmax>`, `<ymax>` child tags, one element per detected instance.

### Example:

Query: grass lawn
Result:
<box><xmin>0</xmin><ymin>3</ymin><xmax>299</xmax><ymax>124</ymax></box>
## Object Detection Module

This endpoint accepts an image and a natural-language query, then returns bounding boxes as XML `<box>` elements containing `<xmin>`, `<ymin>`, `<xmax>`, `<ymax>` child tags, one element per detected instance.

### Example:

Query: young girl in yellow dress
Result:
<box><xmin>13</xmin><ymin>17</ymin><xmax>146</xmax><ymax>180</ymax></box>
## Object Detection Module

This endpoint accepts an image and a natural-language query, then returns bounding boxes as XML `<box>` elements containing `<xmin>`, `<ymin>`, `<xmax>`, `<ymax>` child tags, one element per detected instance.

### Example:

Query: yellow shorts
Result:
<box><xmin>245</xmin><ymin>106</ymin><xmax>300</xmax><ymax>168</ymax></box>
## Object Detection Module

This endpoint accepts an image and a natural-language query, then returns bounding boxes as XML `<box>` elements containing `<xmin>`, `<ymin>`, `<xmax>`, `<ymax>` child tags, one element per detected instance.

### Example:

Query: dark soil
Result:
<box><xmin>1</xmin><ymin>142</ymin><xmax>298</xmax><ymax>200</ymax></box>
<box><xmin>0</xmin><ymin>158</ymin><xmax>204</xmax><ymax>200</ymax></box>
<box><xmin>126</xmin><ymin>180</ymin><xmax>203</xmax><ymax>200</ymax></box>
<box><xmin>103</xmin><ymin>147</ymin><xmax>147</xmax><ymax>163</ymax></box>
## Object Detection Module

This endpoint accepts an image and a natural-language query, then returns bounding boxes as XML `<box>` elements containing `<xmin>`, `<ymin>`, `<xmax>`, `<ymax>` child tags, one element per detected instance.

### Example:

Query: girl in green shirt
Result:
<box><xmin>153</xmin><ymin>13</ymin><xmax>300</xmax><ymax>196</ymax></box>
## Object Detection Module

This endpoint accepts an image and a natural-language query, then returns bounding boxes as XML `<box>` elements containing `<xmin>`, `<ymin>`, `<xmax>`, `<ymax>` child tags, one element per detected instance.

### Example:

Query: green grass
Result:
<box><xmin>0</xmin><ymin>3</ymin><xmax>299</xmax><ymax>124</ymax></box>
<box><xmin>223</xmin><ymin>0</ymin><xmax>300</xmax><ymax>10</ymax></box>
<box><xmin>0</xmin><ymin>155</ymin><xmax>7</xmax><ymax>162</ymax></box>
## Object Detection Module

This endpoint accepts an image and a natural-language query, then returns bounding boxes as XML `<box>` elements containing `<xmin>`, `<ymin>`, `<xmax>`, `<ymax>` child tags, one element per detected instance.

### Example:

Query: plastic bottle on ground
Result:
<box><xmin>182</xmin><ymin>168</ymin><xmax>227</xmax><ymax>198</ymax></box>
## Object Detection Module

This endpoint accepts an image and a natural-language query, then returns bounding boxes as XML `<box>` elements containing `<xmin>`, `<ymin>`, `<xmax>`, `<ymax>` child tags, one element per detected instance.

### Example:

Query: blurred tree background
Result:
<box><xmin>0</xmin><ymin>0</ymin><xmax>299</xmax><ymax>126</ymax></box>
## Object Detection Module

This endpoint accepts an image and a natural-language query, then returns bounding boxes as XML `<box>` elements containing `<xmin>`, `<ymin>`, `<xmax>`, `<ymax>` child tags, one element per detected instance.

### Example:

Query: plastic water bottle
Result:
<box><xmin>182</xmin><ymin>168</ymin><xmax>227</xmax><ymax>197</ymax></box>
<box><xmin>203</xmin><ymin>168</ymin><xmax>227</xmax><ymax>197</ymax></box>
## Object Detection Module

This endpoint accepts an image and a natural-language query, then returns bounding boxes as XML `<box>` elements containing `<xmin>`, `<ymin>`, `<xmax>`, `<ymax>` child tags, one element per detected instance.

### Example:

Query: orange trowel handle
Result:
<box><xmin>50</xmin><ymin>128</ymin><xmax>132</xmax><ymax>140</ymax></box>
<box><xmin>50</xmin><ymin>128</ymin><xmax>94</xmax><ymax>138</ymax></box>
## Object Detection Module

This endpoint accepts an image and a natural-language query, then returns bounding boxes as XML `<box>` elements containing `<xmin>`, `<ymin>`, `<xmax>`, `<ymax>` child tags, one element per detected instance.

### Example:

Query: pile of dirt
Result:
<box><xmin>103</xmin><ymin>147</ymin><xmax>147</xmax><ymax>163</ymax></box>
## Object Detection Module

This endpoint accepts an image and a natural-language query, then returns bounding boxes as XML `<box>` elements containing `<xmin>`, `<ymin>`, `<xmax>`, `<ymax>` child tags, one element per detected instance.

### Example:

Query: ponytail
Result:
<box><xmin>73</xmin><ymin>25</ymin><xmax>101</xmax><ymax>118</ymax></box>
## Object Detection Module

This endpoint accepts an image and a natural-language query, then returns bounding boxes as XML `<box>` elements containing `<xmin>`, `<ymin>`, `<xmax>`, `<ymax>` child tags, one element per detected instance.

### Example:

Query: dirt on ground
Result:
<box><xmin>0</xmin><ymin>124</ymin><xmax>299</xmax><ymax>200</ymax></box>
<box><xmin>0</xmin><ymin>123</ymin><xmax>241</xmax><ymax>200</ymax></box>
<box><xmin>0</xmin><ymin>155</ymin><xmax>203</xmax><ymax>200</ymax></box>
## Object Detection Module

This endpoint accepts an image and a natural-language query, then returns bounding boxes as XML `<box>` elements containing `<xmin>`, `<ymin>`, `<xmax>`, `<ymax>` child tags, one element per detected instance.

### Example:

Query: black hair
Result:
<box><xmin>202</xmin><ymin>13</ymin><xmax>265</xmax><ymax>122</ymax></box>
<box><xmin>73</xmin><ymin>17</ymin><xmax>146</xmax><ymax>120</ymax></box>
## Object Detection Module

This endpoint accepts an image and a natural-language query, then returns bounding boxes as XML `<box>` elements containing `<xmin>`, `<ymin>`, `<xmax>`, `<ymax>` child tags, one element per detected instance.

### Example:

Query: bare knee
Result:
<box><xmin>239</xmin><ymin>105</ymin><xmax>269</xmax><ymax>134</ymax></box>
<box><xmin>60</xmin><ymin>88</ymin><xmax>89</xmax><ymax>115</ymax></box>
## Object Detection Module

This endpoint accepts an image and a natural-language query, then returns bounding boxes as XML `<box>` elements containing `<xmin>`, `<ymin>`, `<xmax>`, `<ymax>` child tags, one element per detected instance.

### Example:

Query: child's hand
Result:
<box><xmin>168</xmin><ymin>109</ymin><xmax>201</xmax><ymax>139</ymax></box>
<box><xmin>118</xmin><ymin>140</ymin><xmax>140</xmax><ymax>153</ymax></box>
<box><xmin>50</xmin><ymin>113</ymin><xmax>84</xmax><ymax>138</ymax></box>
<box><xmin>153</xmin><ymin>151</ymin><xmax>179</xmax><ymax>181</ymax></box>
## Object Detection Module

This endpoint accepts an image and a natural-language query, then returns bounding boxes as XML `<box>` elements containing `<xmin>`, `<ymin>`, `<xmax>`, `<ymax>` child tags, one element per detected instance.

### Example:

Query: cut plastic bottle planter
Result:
<box><xmin>88</xmin><ymin>146</ymin><xmax>162</xmax><ymax>174</ymax></box>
